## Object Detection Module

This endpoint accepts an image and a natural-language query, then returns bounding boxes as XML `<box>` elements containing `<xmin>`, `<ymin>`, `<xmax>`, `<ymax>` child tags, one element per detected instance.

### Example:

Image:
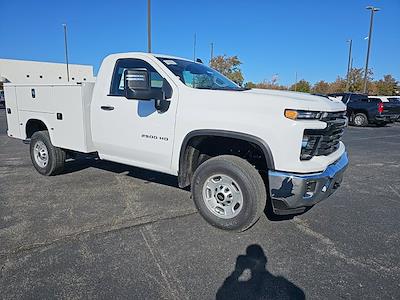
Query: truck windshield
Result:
<box><xmin>156</xmin><ymin>57</ymin><xmax>244</xmax><ymax>91</ymax></box>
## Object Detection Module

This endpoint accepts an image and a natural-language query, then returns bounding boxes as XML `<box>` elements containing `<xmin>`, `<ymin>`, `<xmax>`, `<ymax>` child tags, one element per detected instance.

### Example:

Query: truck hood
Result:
<box><xmin>242</xmin><ymin>88</ymin><xmax>346</xmax><ymax>112</ymax></box>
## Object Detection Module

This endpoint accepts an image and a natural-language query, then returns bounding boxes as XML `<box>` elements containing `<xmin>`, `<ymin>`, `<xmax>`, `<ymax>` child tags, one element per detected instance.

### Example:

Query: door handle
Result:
<box><xmin>101</xmin><ymin>106</ymin><xmax>114</xmax><ymax>111</ymax></box>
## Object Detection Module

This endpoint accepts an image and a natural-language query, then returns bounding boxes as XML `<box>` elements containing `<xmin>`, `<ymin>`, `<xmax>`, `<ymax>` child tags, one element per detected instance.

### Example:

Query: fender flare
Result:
<box><xmin>178</xmin><ymin>129</ymin><xmax>275</xmax><ymax>180</ymax></box>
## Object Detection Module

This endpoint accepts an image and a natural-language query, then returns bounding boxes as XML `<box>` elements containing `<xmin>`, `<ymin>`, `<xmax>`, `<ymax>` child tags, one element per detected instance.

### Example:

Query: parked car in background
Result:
<box><xmin>372</xmin><ymin>96</ymin><xmax>400</xmax><ymax>122</ymax></box>
<box><xmin>371</xmin><ymin>96</ymin><xmax>400</xmax><ymax>122</ymax></box>
<box><xmin>328</xmin><ymin>93</ymin><xmax>400</xmax><ymax>127</ymax></box>
<box><xmin>372</xmin><ymin>96</ymin><xmax>400</xmax><ymax>103</ymax></box>
<box><xmin>0</xmin><ymin>90</ymin><xmax>5</xmax><ymax>108</ymax></box>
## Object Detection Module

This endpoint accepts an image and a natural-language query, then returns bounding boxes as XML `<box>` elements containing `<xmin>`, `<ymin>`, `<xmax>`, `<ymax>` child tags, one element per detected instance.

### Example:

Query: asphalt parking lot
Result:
<box><xmin>0</xmin><ymin>108</ymin><xmax>399</xmax><ymax>299</ymax></box>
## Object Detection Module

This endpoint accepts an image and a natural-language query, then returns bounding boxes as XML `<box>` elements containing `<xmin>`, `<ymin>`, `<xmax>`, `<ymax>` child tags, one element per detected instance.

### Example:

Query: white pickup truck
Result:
<box><xmin>4</xmin><ymin>52</ymin><xmax>348</xmax><ymax>231</ymax></box>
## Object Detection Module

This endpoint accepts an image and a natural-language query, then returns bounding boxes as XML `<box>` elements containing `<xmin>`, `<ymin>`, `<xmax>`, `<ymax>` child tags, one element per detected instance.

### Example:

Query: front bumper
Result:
<box><xmin>268</xmin><ymin>152</ymin><xmax>349</xmax><ymax>215</ymax></box>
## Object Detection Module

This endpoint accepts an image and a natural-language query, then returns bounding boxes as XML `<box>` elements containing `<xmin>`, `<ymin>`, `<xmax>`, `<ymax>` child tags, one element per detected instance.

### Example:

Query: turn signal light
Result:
<box><xmin>284</xmin><ymin>110</ymin><xmax>298</xmax><ymax>120</ymax></box>
<box><xmin>284</xmin><ymin>109</ymin><xmax>322</xmax><ymax>120</ymax></box>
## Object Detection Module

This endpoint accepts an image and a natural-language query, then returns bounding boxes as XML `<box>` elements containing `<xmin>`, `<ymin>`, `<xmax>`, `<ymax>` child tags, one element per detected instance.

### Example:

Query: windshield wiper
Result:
<box><xmin>196</xmin><ymin>86</ymin><xmax>245</xmax><ymax>91</ymax></box>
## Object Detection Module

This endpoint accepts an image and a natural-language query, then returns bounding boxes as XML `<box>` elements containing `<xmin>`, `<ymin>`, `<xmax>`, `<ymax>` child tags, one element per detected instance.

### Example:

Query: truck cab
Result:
<box><xmin>4</xmin><ymin>52</ymin><xmax>349</xmax><ymax>231</ymax></box>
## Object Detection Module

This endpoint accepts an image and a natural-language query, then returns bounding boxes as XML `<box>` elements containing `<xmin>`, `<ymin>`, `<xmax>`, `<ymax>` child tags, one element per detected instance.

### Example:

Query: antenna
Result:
<box><xmin>62</xmin><ymin>24</ymin><xmax>70</xmax><ymax>82</ymax></box>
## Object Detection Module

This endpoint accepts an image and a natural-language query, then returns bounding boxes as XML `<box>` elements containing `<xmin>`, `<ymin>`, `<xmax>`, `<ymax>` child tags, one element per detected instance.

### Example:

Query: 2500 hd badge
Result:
<box><xmin>141</xmin><ymin>133</ymin><xmax>169</xmax><ymax>141</ymax></box>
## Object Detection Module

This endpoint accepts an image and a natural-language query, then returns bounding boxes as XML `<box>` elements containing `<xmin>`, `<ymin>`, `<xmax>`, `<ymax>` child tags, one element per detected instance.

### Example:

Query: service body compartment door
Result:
<box><xmin>15</xmin><ymin>86</ymin><xmax>55</xmax><ymax>113</ymax></box>
<box><xmin>48</xmin><ymin>86</ymin><xmax>92</xmax><ymax>152</ymax></box>
<box><xmin>3</xmin><ymin>85</ymin><xmax>22</xmax><ymax>138</ymax></box>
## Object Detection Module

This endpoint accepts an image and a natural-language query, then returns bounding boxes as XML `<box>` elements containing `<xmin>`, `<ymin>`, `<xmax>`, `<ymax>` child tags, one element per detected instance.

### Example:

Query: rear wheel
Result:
<box><xmin>30</xmin><ymin>131</ymin><xmax>66</xmax><ymax>176</ymax></box>
<box><xmin>353</xmin><ymin>113</ymin><xmax>368</xmax><ymax>127</ymax></box>
<box><xmin>191</xmin><ymin>155</ymin><xmax>266</xmax><ymax>231</ymax></box>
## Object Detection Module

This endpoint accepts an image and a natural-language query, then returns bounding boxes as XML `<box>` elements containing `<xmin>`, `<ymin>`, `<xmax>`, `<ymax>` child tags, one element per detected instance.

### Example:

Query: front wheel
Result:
<box><xmin>30</xmin><ymin>131</ymin><xmax>66</xmax><ymax>176</ymax></box>
<box><xmin>191</xmin><ymin>155</ymin><xmax>266</xmax><ymax>231</ymax></box>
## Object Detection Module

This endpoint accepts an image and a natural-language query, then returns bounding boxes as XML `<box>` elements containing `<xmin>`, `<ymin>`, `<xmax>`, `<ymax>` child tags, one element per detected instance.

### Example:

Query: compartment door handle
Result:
<box><xmin>101</xmin><ymin>106</ymin><xmax>114</xmax><ymax>111</ymax></box>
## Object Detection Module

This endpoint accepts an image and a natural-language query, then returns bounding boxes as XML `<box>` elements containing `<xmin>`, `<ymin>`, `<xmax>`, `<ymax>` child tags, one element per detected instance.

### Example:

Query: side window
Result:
<box><xmin>109</xmin><ymin>58</ymin><xmax>163</xmax><ymax>96</ymax></box>
<box><xmin>349</xmin><ymin>95</ymin><xmax>362</xmax><ymax>103</ymax></box>
<box><xmin>339</xmin><ymin>95</ymin><xmax>347</xmax><ymax>103</ymax></box>
<box><xmin>150</xmin><ymin>72</ymin><xmax>163</xmax><ymax>88</ymax></box>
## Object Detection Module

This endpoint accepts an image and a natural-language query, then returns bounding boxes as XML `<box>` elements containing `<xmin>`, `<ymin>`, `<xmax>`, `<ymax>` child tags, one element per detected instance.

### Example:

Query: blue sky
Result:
<box><xmin>0</xmin><ymin>0</ymin><xmax>399</xmax><ymax>85</ymax></box>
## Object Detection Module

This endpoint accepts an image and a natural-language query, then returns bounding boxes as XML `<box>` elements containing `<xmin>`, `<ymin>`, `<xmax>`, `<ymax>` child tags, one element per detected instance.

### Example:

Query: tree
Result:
<box><xmin>348</xmin><ymin>68</ymin><xmax>365</xmax><ymax>92</ymax></box>
<box><xmin>244</xmin><ymin>80</ymin><xmax>287</xmax><ymax>90</ymax></box>
<box><xmin>327</xmin><ymin>77</ymin><xmax>347</xmax><ymax>93</ymax></box>
<box><xmin>210</xmin><ymin>55</ymin><xmax>244</xmax><ymax>86</ymax></box>
<box><xmin>312</xmin><ymin>80</ymin><xmax>330</xmax><ymax>94</ymax></box>
<box><xmin>345</xmin><ymin>68</ymin><xmax>374</xmax><ymax>93</ymax></box>
<box><xmin>374</xmin><ymin>74</ymin><xmax>398</xmax><ymax>95</ymax></box>
<box><xmin>244</xmin><ymin>81</ymin><xmax>256</xmax><ymax>89</ymax></box>
<box><xmin>289</xmin><ymin>79</ymin><xmax>311</xmax><ymax>93</ymax></box>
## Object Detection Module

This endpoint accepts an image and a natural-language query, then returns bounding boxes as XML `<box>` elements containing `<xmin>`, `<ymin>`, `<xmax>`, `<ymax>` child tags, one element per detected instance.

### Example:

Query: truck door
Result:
<box><xmin>91</xmin><ymin>58</ymin><xmax>178</xmax><ymax>174</ymax></box>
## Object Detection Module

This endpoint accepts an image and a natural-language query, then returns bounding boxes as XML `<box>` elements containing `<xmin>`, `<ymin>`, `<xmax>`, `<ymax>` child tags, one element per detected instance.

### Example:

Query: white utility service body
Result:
<box><xmin>4</xmin><ymin>52</ymin><xmax>349</xmax><ymax>231</ymax></box>
<box><xmin>6</xmin><ymin>83</ymin><xmax>95</xmax><ymax>153</ymax></box>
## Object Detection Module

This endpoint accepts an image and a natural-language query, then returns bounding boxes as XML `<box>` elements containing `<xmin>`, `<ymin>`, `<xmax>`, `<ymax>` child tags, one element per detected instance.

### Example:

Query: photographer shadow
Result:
<box><xmin>216</xmin><ymin>244</ymin><xmax>305</xmax><ymax>300</ymax></box>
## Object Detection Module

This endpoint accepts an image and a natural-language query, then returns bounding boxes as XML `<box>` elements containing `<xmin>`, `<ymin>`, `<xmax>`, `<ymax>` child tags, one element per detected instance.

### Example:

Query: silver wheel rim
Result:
<box><xmin>354</xmin><ymin>115</ymin><xmax>364</xmax><ymax>126</ymax></box>
<box><xmin>33</xmin><ymin>140</ymin><xmax>49</xmax><ymax>168</ymax></box>
<box><xmin>202</xmin><ymin>174</ymin><xmax>243</xmax><ymax>219</ymax></box>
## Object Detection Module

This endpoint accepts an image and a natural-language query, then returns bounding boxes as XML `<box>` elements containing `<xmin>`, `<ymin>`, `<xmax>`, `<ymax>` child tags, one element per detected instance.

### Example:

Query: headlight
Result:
<box><xmin>285</xmin><ymin>109</ymin><xmax>322</xmax><ymax>120</ymax></box>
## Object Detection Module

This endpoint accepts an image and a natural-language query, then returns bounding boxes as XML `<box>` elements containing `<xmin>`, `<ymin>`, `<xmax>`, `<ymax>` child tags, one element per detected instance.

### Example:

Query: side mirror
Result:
<box><xmin>155</xmin><ymin>78</ymin><xmax>172</xmax><ymax>112</ymax></box>
<box><xmin>124</xmin><ymin>68</ymin><xmax>160</xmax><ymax>101</ymax></box>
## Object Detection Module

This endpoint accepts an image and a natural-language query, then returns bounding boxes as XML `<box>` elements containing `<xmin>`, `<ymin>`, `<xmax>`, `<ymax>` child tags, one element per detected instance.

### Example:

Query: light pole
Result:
<box><xmin>147</xmin><ymin>0</ymin><xmax>151</xmax><ymax>53</ymax></box>
<box><xmin>62</xmin><ymin>24</ymin><xmax>70</xmax><ymax>82</ymax></box>
<box><xmin>345</xmin><ymin>39</ymin><xmax>352</xmax><ymax>91</ymax></box>
<box><xmin>363</xmin><ymin>6</ymin><xmax>380</xmax><ymax>94</ymax></box>
<box><xmin>193</xmin><ymin>33</ymin><xmax>196</xmax><ymax>61</ymax></box>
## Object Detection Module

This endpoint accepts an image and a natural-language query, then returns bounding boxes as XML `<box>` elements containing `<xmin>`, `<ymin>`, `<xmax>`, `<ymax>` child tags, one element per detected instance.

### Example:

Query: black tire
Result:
<box><xmin>30</xmin><ymin>131</ymin><xmax>66</xmax><ymax>176</ymax></box>
<box><xmin>353</xmin><ymin>113</ymin><xmax>368</xmax><ymax>127</ymax></box>
<box><xmin>191</xmin><ymin>155</ymin><xmax>266</xmax><ymax>232</ymax></box>
<box><xmin>197</xmin><ymin>153</ymin><xmax>211</xmax><ymax>166</ymax></box>
<box><xmin>375</xmin><ymin>122</ymin><xmax>388</xmax><ymax>127</ymax></box>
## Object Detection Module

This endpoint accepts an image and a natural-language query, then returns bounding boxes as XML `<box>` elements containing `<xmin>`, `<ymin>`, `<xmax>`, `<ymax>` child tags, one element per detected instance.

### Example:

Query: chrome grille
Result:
<box><xmin>301</xmin><ymin>111</ymin><xmax>347</xmax><ymax>160</ymax></box>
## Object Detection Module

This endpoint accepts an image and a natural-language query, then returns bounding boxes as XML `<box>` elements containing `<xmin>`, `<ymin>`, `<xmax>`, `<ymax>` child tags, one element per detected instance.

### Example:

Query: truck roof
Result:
<box><xmin>106</xmin><ymin>52</ymin><xmax>193</xmax><ymax>63</ymax></box>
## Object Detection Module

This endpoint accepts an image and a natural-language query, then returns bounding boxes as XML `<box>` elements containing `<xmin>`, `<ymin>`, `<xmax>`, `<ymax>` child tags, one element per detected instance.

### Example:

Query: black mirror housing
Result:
<box><xmin>124</xmin><ymin>69</ymin><xmax>173</xmax><ymax>104</ymax></box>
<box><xmin>124</xmin><ymin>69</ymin><xmax>154</xmax><ymax>100</ymax></box>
